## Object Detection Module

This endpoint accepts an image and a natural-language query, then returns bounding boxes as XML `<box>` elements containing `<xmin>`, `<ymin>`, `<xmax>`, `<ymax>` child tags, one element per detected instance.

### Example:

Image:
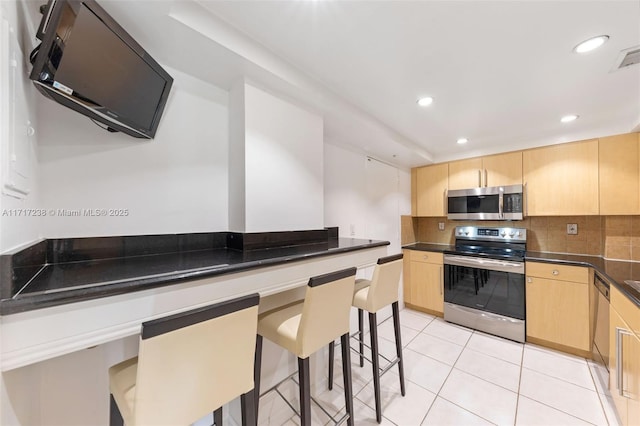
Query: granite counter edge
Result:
<box><xmin>0</xmin><ymin>240</ymin><xmax>389</xmax><ymax>315</ymax></box>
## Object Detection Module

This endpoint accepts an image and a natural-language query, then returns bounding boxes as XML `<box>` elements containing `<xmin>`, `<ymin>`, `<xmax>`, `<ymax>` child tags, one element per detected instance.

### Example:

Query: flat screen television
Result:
<box><xmin>29</xmin><ymin>0</ymin><xmax>173</xmax><ymax>139</ymax></box>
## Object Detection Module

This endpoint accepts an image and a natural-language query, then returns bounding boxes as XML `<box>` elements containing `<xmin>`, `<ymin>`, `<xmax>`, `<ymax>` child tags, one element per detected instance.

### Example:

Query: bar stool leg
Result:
<box><xmin>241</xmin><ymin>389</ymin><xmax>257</xmax><ymax>426</ymax></box>
<box><xmin>358</xmin><ymin>308</ymin><xmax>365</xmax><ymax>368</ymax></box>
<box><xmin>392</xmin><ymin>302</ymin><xmax>406</xmax><ymax>396</ymax></box>
<box><xmin>369</xmin><ymin>312</ymin><xmax>382</xmax><ymax>423</ymax></box>
<box><xmin>253</xmin><ymin>335</ymin><xmax>263</xmax><ymax>417</ymax></box>
<box><xmin>298</xmin><ymin>357</ymin><xmax>311</xmax><ymax>426</ymax></box>
<box><xmin>109</xmin><ymin>394</ymin><xmax>124</xmax><ymax>426</ymax></box>
<box><xmin>214</xmin><ymin>407</ymin><xmax>223</xmax><ymax>426</ymax></box>
<box><xmin>340</xmin><ymin>332</ymin><xmax>355</xmax><ymax>426</ymax></box>
<box><xmin>328</xmin><ymin>340</ymin><xmax>335</xmax><ymax>390</ymax></box>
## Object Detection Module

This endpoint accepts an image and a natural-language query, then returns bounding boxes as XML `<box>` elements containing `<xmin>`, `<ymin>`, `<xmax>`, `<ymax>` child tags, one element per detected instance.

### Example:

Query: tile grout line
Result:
<box><xmin>518</xmin><ymin>346</ymin><xmax>607</xmax><ymax>425</ymax></box>
<box><xmin>421</xmin><ymin>329</ymin><xmax>501</xmax><ymax>426</ymax></box>
<box><xmin>513</xmin><ymin>336</ymin><xmax>526</xmax><ymax>425</ymax></box>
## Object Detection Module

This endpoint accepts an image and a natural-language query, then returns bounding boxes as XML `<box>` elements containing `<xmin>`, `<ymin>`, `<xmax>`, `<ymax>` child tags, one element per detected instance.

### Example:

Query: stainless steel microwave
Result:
<box><xmin>447</xmin><ymin>184</ymin><xmax>524</xmax><ymax>220</ymax></box>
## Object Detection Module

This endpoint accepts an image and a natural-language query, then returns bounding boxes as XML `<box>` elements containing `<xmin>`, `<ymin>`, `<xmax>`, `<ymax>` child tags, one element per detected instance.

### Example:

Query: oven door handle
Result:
<box><xmin>444</xmin><ymin>255</ymin><xmax>525</xmax><ymax>274</ymax></box>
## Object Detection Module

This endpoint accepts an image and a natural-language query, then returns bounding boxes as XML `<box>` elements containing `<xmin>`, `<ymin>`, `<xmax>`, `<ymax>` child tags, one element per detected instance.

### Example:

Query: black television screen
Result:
<box><xmin>30</xmin><ymin>0</ymin><xmax>173</xmax><ymax>139</ymax></box>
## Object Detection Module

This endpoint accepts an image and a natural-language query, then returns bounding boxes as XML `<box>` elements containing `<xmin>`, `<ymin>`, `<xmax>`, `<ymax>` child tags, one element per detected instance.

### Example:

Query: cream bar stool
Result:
<box><xmin>328</xmin><ymin>253</ymin><xmax>405</xmax><ymax>423</ymax></box>
<box><xmin>108</xmin><ymin>293</ymin><xmax>260</xmax><ymax>426</ymax></box>
<box><xmin>253</xmin><ymin>267</ymin><xmax>357</xmax><ymax>426</ymax></box>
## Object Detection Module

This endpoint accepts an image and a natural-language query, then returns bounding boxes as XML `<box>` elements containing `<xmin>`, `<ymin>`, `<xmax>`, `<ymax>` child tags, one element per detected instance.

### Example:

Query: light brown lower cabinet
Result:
<box><xmin>610</xmin><ymin>286</ymin><xmax>640</xmax><ymax>426</ymax></box>
<box><xmin>525</xmin><ymin>262</ymin><xmax>591</xmax><ymax>357</ymax></box>
<box><xmin>403</xmin><ymin>250</ymin><xmax>443</xmax><ymax>316</ymax></box>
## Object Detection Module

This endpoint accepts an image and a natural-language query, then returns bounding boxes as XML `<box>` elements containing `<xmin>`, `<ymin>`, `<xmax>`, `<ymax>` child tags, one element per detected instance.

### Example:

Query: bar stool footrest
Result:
<box><xmin>334</xmin><ymin>333</ymin><xmax>400</xmax><ymax>378</ymax></box>
<box><xmin>260</xmin><ymin>372</ymin><xmax>351</xmax><ymax>426</ymax></box>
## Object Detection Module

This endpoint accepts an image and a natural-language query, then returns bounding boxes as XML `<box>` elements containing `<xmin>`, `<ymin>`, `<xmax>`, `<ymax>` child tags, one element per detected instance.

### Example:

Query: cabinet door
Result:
<box><xmin>416</xmin><ymin>163</ymin><xmax>448</xmax><ymax>216</ymax></box>
<box><xmin>482</xmin><ymin>151</ymin><xmax>522</xmax><ymax>187</ymax></box>
<box><xmin>627</xmin><ymin>329</ymin><xmax>640</xmax><ymax>426</ymax></box>
<box><xmin>526</xmin><ymin>276</ymin><xmax>590</xmax><ymax>352</ymax></box>
<box><xmin>611</xmin><ymin>286</ymin><xmax>640</xmax><ymax>425</ymax></box>
<box><xmin>409</xmin><ymin>261</ymin><xmax>444</xmax><ymax>315</ymax></box>
<box><xmin>448</xmin><ymin>158</ymin><xmax>483</xmax><ymax>190</ymax></box>
<box><xmin>523</xmin><ymin>139</ymin><xmax>599</xmax><ymax>215</ymax></box>
<box><xmin>599</xmin><ymin>133</ymin><xmax>640</xmax><ymax>215</ymax></box>
<box><xmin>403</xmin><ymin>250</ymin><xmax>412</xmax><ymax>305</ymax></box>
<box><xmin>610</xmin><ymin>309</ymin><xmax>638</xmax><ymax>425</ymax></box>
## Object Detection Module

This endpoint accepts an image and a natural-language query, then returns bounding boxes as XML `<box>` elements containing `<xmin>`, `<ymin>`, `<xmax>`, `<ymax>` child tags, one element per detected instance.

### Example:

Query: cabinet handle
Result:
<box><xmin>616</xmin><ymin>326</ymin><xmax>633</xmax><ymax>397</ymax></box>
<box><xmin>440</xmin><ymin>266</ymin><xmax>444</xmax><ymax>295</ymax></box>
<box><xmin>484</xmin><ymin>169</ymin><xmax>488</xmax><ymax>187</ymax></box>
<box><xmin>423</xmin><ymin>254</ymin><xmax>428</xmax><ymax>260</ymax></box>
<box><xmin>478</xmin><ymin>170</ymin><xmax>482</xmax><ymax>187</ymax></box>
<box><xmin>526</xmin><ymin>277</ymin><xmax>533</xmax><ymax>283</ymax></box>
<box><xmin>552</xmin><ymin>270</ymin><xmax>559</xmax><ymax>276</ymax></box>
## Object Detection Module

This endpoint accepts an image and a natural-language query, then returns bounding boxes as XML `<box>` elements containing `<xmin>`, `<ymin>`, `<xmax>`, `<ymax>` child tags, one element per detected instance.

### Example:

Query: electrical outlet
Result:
<box><xmin>349</xmin><ymin>224</ymin><xmax>355</xmax><ymax>236</ymax></box>
<box><xmin>567</xmin><ymin>223</ymin><xmax>578</xmax><ymax>235</ymax></box>
<box><xmin>438</xmin><ymin>222</ymin><xmax>445</xmax><ymax>231</ymax></box>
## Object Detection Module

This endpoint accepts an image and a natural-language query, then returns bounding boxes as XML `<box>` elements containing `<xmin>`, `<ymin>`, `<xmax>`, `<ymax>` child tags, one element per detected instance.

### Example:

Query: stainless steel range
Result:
<box><xmin>444</xmin><ymin>226</ymin><xmax>527</xmax><ymax>342</ymax></box>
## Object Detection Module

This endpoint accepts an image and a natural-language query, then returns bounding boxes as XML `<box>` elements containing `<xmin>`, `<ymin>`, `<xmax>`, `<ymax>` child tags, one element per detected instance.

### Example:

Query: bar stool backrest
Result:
<box><xmin>133</xmin><ymin>294</ymin><xmax>260</xmax><ymax>425</ymax></box>
<box><xmin>297</xmin><ymin>267</ymin><xmax>357</xmax><ymax>358</ymax></box>
<box><xmin>366</xmin><ymin>253</ymin><xmax>404</xmax><ymax>313</ymax></box>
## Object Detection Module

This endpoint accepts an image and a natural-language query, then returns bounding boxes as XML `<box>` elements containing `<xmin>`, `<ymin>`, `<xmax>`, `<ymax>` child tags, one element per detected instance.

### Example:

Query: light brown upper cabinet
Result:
<box><xmin>448</xmin><ymin>152</ymin><xmax>522</xmax><ymax>190</ymax></box>
<box><xmin>599</xmin><ymin>133</ymin><xmax>640</xmax><ymax>215</ymax></box>
<box><xmin>523</xmin><ymin>139</ymin><xmax>599</xmax><ymax>215</ymax></box>
<box><xmin>415</xmin><ymin>163</ymin><xmax>448</xmax><ymax>217</ymax></box>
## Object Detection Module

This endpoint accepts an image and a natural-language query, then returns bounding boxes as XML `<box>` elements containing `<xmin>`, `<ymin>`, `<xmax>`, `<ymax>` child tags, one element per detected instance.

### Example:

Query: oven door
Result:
<box><xmin>444</xmin><ymin>255</ymin><xmax>526</xmax><ymax>321</ymax></box>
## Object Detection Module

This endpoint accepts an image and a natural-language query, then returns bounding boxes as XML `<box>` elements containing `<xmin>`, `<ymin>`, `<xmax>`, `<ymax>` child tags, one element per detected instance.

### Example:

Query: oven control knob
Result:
<box><xmin>464</xmin><ymin>231</ymin><xmax>469</xmax><ymax>235</ymax></box>
<box><xmin>501</xmin><ymin>231</ymin><xmax>506</xmax><ymax>237</ymax></box>
<box><xmin>516</xmin><ymin>231</ymin><xmax>521</xmax><ymax>237</ymax></box>
<box><xmin>509</xmin><ymin>232</ymin><xmax>515</xmax><ymax>237</ymax></box>
<box><xmin>458</xmin><ymin>230</ymin><xmax>464</xmax><ymax>235</ymax></box>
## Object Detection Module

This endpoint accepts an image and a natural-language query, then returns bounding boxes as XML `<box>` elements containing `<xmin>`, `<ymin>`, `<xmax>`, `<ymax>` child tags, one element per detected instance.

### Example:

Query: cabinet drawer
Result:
<box><xmin>407</xmin><ymin>250</ymin><xmax>443</xmax><ymax>265</ymax></box>
<box><xmin>526</xmin><ymin>262</ymin><xmax>589</xmax><ymax>284</ymax></box>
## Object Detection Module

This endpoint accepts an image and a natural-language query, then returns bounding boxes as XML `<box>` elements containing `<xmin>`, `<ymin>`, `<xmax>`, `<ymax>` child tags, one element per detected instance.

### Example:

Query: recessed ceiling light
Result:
<box><xmin>457</xmin><ymin>138</ymin><xmax>468</xmax><ymax>144</ymax></box>
<box><xmin>417</xmin><ymin>97</ymin><xmax>433</xmax><ymax>107</ymax></box>
<box><xmin>573</xmin><ymin>35</ymin><xmax>609</xmax><ymax>53</ymax></box>
<box><xmin>561</xmin><ymin>114</ymin><xmax>579</xmax><ymax>123</ymax></box>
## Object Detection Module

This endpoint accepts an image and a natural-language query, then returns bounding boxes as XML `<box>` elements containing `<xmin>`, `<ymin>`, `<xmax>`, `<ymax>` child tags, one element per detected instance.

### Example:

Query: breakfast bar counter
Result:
<box><xmin>0</xmin><ymin>232</ymin><xmax>389</xmax><ymax>371</ymax></box>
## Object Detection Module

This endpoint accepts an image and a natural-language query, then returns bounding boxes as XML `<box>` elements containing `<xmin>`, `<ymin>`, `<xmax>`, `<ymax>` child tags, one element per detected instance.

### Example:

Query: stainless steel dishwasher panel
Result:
<box><xmin>591</xmin><ymin>273</ymin><xmax>610</xmax><ymax>392</ymax></box>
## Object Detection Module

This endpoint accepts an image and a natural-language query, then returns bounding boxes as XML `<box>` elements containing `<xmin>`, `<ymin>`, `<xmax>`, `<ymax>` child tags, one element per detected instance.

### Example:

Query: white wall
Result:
<box><xmin>324</xmin><ymin>143</ymin><xmax>411</xmax><ymax>254</ymax></box>
<box><xmin>228</xmin><ymin>80</ymin><xmax>246</xmax><ymax>232</ymax></box>
<box><xmin>0</xmin><ymin>1</ymin><xmax>41</xmax><ymax>253</ymax></box>
<box><xmin>37</xmin><ymin>66</ymin><xmax>229</xmax><ymax>238</ymax></box>
<box><xmin>324</xmin><ymin>142</ymin><xmax>411</xmax><ymax>317</ymax></box>
<box><xmin>243</xmin><ymin>83</ymin><xmax>324</xmax><ymax>232</ymax></box>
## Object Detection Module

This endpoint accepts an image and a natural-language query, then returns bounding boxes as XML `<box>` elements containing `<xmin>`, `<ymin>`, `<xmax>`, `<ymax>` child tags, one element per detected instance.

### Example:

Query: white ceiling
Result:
<box><xmin>66</xmin><ymin>1</ymin><xmax>640</xmax><ymax>168</ymax></box>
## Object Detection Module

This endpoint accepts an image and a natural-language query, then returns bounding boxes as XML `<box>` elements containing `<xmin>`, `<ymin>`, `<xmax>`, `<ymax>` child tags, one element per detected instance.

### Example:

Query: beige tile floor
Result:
<box><xmin>197</xmin><ymin>309</ymin><xmax>618</xmax><ymax>426</ymax></box>
<box><xmin>201</xmin><ymin>308</ymin><xmax>619</xmax><ymax>426</ymax></box>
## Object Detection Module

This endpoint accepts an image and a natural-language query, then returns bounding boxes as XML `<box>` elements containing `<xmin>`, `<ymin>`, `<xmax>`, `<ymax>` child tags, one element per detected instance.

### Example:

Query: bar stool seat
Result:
<box><xmin>254</xmin><ymin>267</ymin><xmax>357</xmax><ymax>426</ymax></box>
<box><xmin>328</xmin><ymin>253</ymin><xmax>405</xmax><ymax>424</ymax></box>
<box><xmin>109</xmin><ymin>293</ymin><xmax>260</xmax><ymax>426</ymax></box>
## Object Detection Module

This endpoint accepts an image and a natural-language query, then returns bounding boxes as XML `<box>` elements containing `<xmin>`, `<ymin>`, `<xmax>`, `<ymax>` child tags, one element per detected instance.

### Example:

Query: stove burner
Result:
<box><xmin>451</xmin><ymin>226</ymin><xmax>527</xmax><ymax>260</ymax></box>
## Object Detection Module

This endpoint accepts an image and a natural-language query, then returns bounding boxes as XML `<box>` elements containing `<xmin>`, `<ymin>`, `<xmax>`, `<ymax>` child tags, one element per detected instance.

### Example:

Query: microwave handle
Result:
<box><xmin>499</xmin><ymin>193</ymin><xmax>504</xmax><ymax>219</ymax></box>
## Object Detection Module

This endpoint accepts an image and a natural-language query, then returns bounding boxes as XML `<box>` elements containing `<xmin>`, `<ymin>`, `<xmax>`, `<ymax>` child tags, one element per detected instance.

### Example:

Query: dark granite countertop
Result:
<box><xmin>401</xmin><ymin>243</ymin><xmax>454</xmax><ymax>253</ymax></box>
<box><xmin>525</xmin><ymin>251</ymin><xmax>640</xmax><ymax>307</ymax></box>
<box><xmin>402</xmin><ymin>243</ymin><xmax>640</xmax><ymax>307</ymax></box>
<box><xmin>1</xmin><ymin>236</ymin><xmax>388</xmax><ymax>315</ymax></box>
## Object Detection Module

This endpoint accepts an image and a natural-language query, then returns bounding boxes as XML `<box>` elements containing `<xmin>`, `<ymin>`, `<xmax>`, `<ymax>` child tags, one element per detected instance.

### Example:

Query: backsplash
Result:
<box><xmin>401</xmin><ymin>215</ymin><xmax>640</xmax><ymax>261</ymax></box>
